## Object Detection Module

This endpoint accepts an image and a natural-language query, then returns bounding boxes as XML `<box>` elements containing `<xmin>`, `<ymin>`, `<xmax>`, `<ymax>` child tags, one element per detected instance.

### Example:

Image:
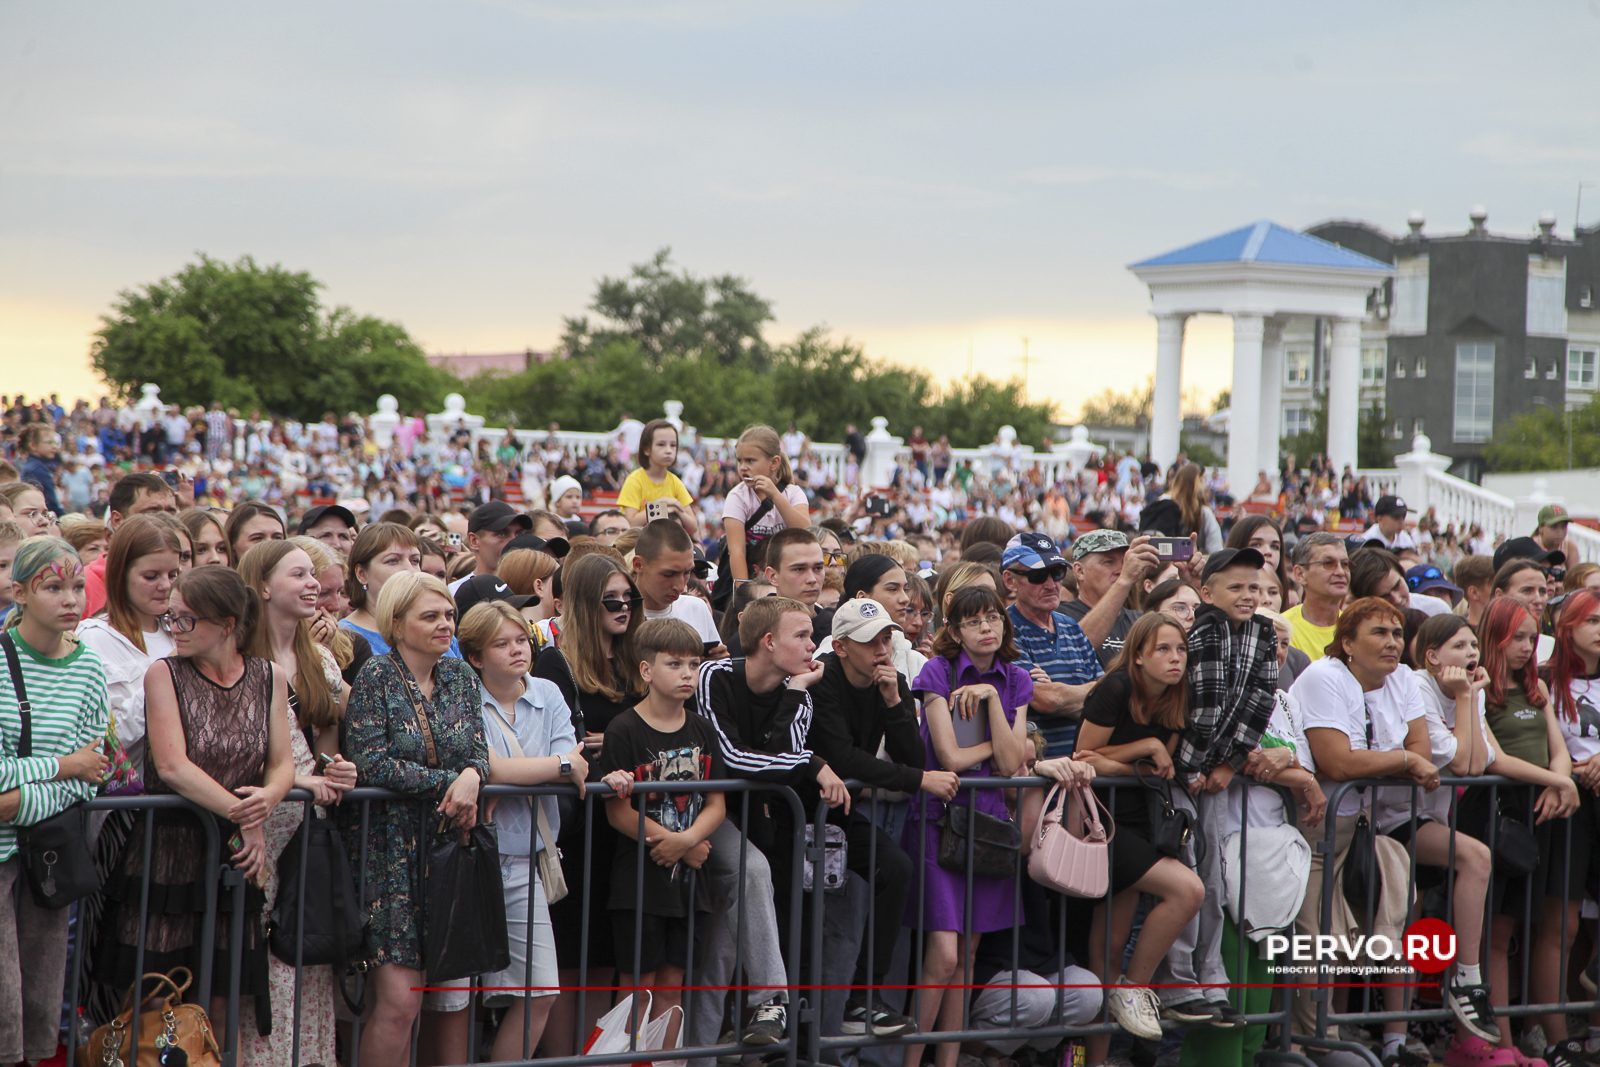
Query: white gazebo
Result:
<box><xmin>1128</xmin><ymin>221</ymin><xmax>1393</xmax><ymax>493</ymax></box>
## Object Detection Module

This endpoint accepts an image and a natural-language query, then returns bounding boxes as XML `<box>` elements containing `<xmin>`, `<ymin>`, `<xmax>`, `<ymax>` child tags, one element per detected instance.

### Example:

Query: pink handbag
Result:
<box><xmin>1027</xmin><ymin>783</ymin><xmax>1114</xmax><ymax>899</ymax></box>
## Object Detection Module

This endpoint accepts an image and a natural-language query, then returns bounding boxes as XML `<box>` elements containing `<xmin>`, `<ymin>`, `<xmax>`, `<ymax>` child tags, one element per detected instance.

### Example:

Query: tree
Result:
<box><xmin>1077</xmin><ymin>378</ymin><xmax>1153</xmax><ymax>426</ymax></box>
<box><xmin>1280</xmin><ymin>390</ymin><xmax>1394</xmax><ymax>470</ymax></box>
<box><xmin>1485</xmin><ymin>398</ymin><xmax>1600</xmax><ymax>471</ymax></box>
<box><xmin>559</xmin><ymin>248</ymin><xmax>774</xmax><ymax>366</ymax></box>
<box><xmin>92</xmin><ymin>254</ymin><xmax>452</xmax><ymax>419</ymax></box>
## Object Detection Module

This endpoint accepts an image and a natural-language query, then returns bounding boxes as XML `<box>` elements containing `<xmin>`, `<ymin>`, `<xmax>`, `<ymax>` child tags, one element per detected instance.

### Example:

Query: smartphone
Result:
<box><xmin>161</xmin><ymin>470</ymin><xmax>180</xmax><ymax>488</ymax></box>
<box><xmin>315</xmin><ymin>752</ymin><xmax>334</xmax><ymax>773</ymax></box>
<box><xmin>1149</xmin><ymin>536</ymin><xmax>1195</xmax><ymax>561</ymax></box>
<box><xmin>646</xmin><ymin>499</ymin><xmax>671</xmax><ymax>523</ymax></box>
<box><xmin>446</xmin><ymin>532</ymin><xmax>464</xmax><ymax>547</ymax></box>
<box><xmin>864</xmin><ymin>496</ymin><xmax>890</xmax><ymax>517</ymax></box>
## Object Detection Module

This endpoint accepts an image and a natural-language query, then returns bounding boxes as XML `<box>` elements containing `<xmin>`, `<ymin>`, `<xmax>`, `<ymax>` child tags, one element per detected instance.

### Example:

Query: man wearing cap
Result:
<box><xmin>1152</xmin><ymin>547</ymin><xmax>1280</xmax><ymax>1028</ymax></box>
<box><xmin>1404</xmin><ymin>564</ymin><xmax>1462</xmax><ymax>616</ymax></box>
<box><xmin>1534</xmin><ymin>503</ymin><xmax>1577</xmax><ymax>568</ymax></box>
<box><xmin>1492</xmin><ymin>538</ymin><xmax>1564</xmax><ymax>661</ymax></box>
<box><xmin>299</xmin><ymin>503</ymin><xmax>358</xmax><ymax>555</ymax></box>
<box><xmin>807</xmin><ymin>599</ymin><xmax>959</xmax><ymax>1034</ymax></box>
<box><xmin>448</xmin><ymin>500</ymin><xmax>532</xmax><ymax>595</ymax></box>
<box><xmin>1001</xmin><ymin>533</ymin><xmax>1102</xmax><ymax>758</ymax></box>
<box><xmin>1361</xmin><ymin>496</ymin><xmax>1418</xmax><ymax>554</ymax></box>
<box><xmin>1061</xmin><ymin>530</ymin><xmax>1161</xmax><ymax>668</ymax></box>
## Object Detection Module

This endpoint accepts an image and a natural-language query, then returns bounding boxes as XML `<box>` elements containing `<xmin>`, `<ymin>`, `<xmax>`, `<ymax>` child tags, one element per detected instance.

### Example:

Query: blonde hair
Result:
<box><xmin>498</xmin><ymin>548</ymin><xmax>558</xmax><ymax>596</ymax></box>
<box><xmin>458</xmin><ymin>600</ymin><xmax>532</xmax><ymax>667</ymax></box>
<box><xmin>0</xmin><ymin>520</ymin><xmax>27</xmax><ymax>549</ymax></box>
<box><xmin>734</xmin><ymin>425</ymin><xmax>793</xmax><ymax>489</ymax></box>
<box><xmin>375</xmin><ymin>571</ymin><xmax>454</xmax><ymax>648</ymax></box>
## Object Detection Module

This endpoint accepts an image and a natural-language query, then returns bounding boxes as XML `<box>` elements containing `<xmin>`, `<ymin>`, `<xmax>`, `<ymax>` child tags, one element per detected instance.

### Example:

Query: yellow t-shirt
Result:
<box><xmin>1283</xmin><ymin>603</ymin><xmax>1338</xmax><ymax>660</ymax></box>
<box><xmin>617</xmin><ymin>468</ymin><xmax>694</xmax><ymax>512</ymax></box>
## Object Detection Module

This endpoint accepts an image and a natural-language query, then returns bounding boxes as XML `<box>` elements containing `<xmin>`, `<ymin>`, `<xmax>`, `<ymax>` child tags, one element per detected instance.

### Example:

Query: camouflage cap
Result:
<box><xmin>1071</xmin><ymin>529</ymin><xmax>1130</xmax><ymax>561</ymax></box>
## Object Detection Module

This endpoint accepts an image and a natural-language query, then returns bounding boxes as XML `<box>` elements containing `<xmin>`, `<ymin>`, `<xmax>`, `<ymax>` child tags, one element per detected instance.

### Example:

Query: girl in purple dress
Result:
<box><xmin>902</xmin><ymin>585</ymin><xmax>1032</xmax><ymax>1067</ymax></box>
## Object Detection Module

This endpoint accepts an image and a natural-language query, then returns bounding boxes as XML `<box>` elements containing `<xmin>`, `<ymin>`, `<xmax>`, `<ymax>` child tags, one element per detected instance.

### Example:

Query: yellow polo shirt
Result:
<box><xmin>1283</xmin><ymin>603</ymin><xmax>1338</xmax><ymax>660</ymax></box>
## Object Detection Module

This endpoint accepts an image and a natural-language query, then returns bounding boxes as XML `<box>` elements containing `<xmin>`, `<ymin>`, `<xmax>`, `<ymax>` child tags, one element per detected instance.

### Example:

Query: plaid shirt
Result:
<box><xmin>1176</xmin><ymin>604</ymin><xmax>1279</xmax><ymax>777</ymax></box>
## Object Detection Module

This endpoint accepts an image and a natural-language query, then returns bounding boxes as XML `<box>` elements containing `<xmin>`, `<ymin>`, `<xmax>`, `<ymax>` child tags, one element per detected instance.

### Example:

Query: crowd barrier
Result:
<box><xmin>58</xmin><ymin>774</ymin><xmax>1600</xmax><ymax>1067</ymax></box>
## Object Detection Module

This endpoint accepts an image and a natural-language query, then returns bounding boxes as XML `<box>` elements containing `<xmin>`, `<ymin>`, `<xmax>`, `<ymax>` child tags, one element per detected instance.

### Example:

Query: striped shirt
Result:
<box><xmin>0</xmin><ymin>630</ymin><xmax>110</xmax><ymax>862</ymax></box>
<box><xmin>1007</xmin><ymin>606</ymin><xmax>1103</xmax><ymax>758</ymax></box>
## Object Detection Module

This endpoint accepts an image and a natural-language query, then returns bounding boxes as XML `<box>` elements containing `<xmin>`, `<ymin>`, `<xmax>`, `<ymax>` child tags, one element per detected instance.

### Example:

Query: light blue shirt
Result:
<box><xmin>480</xmin><ymin>674</ymin><xmax>577</xmax><ymax>856</ymax></box>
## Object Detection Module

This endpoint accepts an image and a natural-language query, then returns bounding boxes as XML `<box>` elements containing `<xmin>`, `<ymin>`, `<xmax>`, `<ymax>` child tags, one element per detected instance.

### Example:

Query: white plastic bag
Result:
<box><xmin>634</xmin><ymin>1003</ymin><xmax>684</xmax><ymax>1067</ymax></box>
<box><xmin>584</xmin><ymin>992</ymin><xmax>650</xmax><ymax>1056</ymax></box>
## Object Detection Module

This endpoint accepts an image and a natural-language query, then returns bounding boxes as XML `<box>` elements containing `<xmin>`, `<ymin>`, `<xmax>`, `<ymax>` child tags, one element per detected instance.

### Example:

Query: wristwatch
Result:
<box><xmin>559</xmin><ymin>755</ymin><xmax>573</xmax><ymax>778</ymax></box>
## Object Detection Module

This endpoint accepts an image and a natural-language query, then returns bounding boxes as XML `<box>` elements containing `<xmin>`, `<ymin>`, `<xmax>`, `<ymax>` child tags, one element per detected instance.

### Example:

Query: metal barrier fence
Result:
<box><xmin>58</xmin><ymin>772</ymin><xmax>1600</xmax><ymax>1067</ymax></box>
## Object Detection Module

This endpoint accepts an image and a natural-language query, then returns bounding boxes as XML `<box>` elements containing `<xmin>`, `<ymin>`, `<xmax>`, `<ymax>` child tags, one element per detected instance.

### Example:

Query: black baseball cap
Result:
<box><xmin>1374</xmin><ymin>495</ymin><xmax>1410</xmax><ymax>519</ymax></box>
<box><xmin>1493</xmin><ymin>535</ymin><xmax>1565</xmax><ymax>574</ymax></box>
<box><xmin>298</xmin><ymin>504</ymin><xmax>357</xmax><ymax>535</ymax></box>
<box><xmin>505</xmin><ymin>533</ymin><xmax>569</xmax><ymax>559</ymax></box>
<box><xmin>453</xmin><ymin>574</ymin><xmax>540</xmax><ymax>618</ymax></box>
<box><xmin>1200</xmin><ymin>547</ymin><xmax>1265</xmax><ymax>584</ymax></box>
<box><xmin>467</xmin><ymin>501</ymin><xmax>533</xmax><ymax>534</ymax></box>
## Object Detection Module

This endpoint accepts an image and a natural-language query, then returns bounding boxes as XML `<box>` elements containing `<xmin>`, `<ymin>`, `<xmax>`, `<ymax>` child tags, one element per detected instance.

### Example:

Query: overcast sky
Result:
<box><xmin>4</xmin><ymin>1</ymin><xmax>1599</xmax><ymax>424</ymax></box>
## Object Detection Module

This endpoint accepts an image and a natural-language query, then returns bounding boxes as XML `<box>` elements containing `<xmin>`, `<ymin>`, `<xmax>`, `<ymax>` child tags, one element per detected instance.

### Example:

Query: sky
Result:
<box><xmin>4</xmin><ymin>1</ymin><xmax>1599</xmax><ymax>425</ymax></box>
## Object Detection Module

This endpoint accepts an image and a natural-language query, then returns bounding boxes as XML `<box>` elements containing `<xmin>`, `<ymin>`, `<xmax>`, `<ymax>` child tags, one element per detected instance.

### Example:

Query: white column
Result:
<box><xmin>1257</xmin><ymin>318</ymin><xmax>1285</xmax><ymax>480</ymax></box>
<box><xmin>1227</xmin><ymin>314</ymin><xmax>1265</xmax><ymax>498</ymax></box>
<box><xmin>1150</xmin><ymin>313</ymin><xmax>1188</xmax><ymax>468</ymax></box>
<box><xmin>1327</xmin><ymin>317</ymin><xmax>1362</xmax><ymax>476</ymax></box>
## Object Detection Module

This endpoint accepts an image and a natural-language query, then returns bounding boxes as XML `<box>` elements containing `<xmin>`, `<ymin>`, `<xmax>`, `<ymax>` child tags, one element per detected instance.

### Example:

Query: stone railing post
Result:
<box><xmin>863</xmin><ymin>417</ymin><xmax>902</xmax><ymax>489</ymax></box>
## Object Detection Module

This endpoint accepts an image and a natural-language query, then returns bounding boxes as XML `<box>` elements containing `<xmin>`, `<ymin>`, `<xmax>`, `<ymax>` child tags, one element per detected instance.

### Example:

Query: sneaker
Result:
<box><xmin>716</xmin><ymin>1030</ymin><xmax>743</xmax><ymax>1067</ymax></box>
<box><xmin>1442</xmin><ymin>1035</ymin><xmax>1519</xmax><ymax>1067</ymax></box>
<box><xmin>840</xmin><ymin>994</ymin><xmax>916</xmax><ymax>1037</ymax></box>
<box><xmin>1106</xmin><ymin>978</ymin><xmax>1164</xmax><ymax>1042</ymax></box>
<box><xmin>1382</xmin><ymin>1046</ymin><xmax>1430</xmax><ymax>1067</ymax></box>
<box><xmin>1209</xmin><ymin>1001</ymin><xmax>1248</xmax><ymax>1028</ymax></box>
<box><xmin>1549</xmin><ymin>1042</ymin><xmax>1589</xmax><ymax>1067</ymax></box>
<box><xmin>742</xmin><ymin>1004</ymin><xmax>786</xmax><ymax>1046</ymax></box>
<box><xmin>1446</xmin><ymin>979</ymin><xmax>1502</xmax><ymax>1044</ymax></box>
<box><xmin>1160</xmin><ymin>998</ymin><xmax>1218</xmax><ymax>1025</ymax></box>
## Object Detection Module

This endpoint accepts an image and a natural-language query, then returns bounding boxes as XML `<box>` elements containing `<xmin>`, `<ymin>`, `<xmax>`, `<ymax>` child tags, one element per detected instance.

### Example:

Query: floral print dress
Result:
<box><xmin>341</xmin><ymin>652</ymin><xmax>490</xmax><ymax>970</ymax></box>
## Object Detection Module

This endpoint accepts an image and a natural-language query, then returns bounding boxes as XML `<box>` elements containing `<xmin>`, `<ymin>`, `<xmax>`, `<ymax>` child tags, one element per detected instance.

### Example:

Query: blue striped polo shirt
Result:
<box><xmin>1007</xmin><ymin>605</ymin><xmax>1102</xmax><ymax>757</ymax></box>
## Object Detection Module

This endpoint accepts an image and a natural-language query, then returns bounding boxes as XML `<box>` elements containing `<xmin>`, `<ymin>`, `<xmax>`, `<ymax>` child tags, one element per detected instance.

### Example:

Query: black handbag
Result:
<box><xmin>710</xmin><ymin>498</ymin><xmax>775</xmax><ymax>610</ymax></box>
<box><xmin>1134</xmin><ymin>758</ymin><xmax>1194</xmax><ymax>859</ymax></box>
<box><xmin>2</xmin><ymin>631</ymin><xmax>102</xmax><ymax>909</ymax></box>
<box><xmin>268</xmin><ymin>813</ymin><xmax>365</xmax><ymax>967</ymax></box>
<box><xmin>1493</xmin><ymin>794</ymin><xmax>1539</xmax><ymax>876</ymax></box>
<box><xmin>936</xmin><ymin>803</ymin><xmax>1020</xmax><ymax>880</ymax></box>
<box><xmin>1342</xmin><ymin>809</ymin><xmax>1383</xmax><ymax>916</ymax></box>
<box><xmin>425</xmin><ymin>818</ymin><xmax>510</xmax><ymax>983</ymax></box>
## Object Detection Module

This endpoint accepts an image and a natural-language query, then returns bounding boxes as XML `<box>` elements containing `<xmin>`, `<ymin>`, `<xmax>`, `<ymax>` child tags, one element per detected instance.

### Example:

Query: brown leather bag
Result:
<box><xmin>77</xmin><ymin>968</ymin><xmax>222</xmax><ymax>1067</ymax></box>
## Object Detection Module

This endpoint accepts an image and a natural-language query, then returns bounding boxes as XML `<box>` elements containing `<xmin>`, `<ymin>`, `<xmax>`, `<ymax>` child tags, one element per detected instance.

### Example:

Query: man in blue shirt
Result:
<box><xmin>1001</xmin><ymin>532</ymin><xmax>1102</xmax><ymax>757</ymax></box>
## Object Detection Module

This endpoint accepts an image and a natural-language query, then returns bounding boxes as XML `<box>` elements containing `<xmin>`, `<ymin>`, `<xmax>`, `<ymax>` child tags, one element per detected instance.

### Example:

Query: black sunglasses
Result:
<box><xmin>1405</xmin><ymin>567</ymin><xmax>1444</xmax><ymax>591</ymax></box>
<box><xmin>1009</xmin><ymin>565</ymin><xmax>1068</xmax><ymax>585</ymax></box>
<box><xmin>600</xmin><ymin>595</ymin><xmax>643</xmax><ymax>614</ymax></box>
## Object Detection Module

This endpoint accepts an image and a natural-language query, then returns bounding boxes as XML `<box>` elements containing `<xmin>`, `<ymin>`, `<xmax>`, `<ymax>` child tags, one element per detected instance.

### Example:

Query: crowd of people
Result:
<box><xmin>4</xmin><ymin>389</ymin><xmax>1600</xmax><ymax>1067</ymax></box>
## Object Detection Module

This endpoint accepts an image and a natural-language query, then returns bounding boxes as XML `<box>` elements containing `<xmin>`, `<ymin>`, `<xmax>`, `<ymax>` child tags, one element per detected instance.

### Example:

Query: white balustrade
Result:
<box><xmin>1566</xmin><ymin>524</ymin><xmax>1600</xmax><ymax>564</ymax></box>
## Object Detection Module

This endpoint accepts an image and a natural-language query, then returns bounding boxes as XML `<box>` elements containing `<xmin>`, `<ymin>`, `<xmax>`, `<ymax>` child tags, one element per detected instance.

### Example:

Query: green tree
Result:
<box><xmin>559</xmin><ymin>248</ymin><xmax>774</xmax><ymax>366</ymax></box>
<box><xmin>925</xmin><ymin>376</ymin><xmax>1055</xmax><ymax>449</ymax></box>
<box><xmin>92</xmin><ymin>254</ymin><xmax>451</xmax><ymax>419</ymax></box>
<box><xmin>1078</xmin><ymin>378</ymin><xmax>1153</xmax><ymax>426</ymax></box>
<box><xmin>1485</xmin><ymin>398</ymin><xmax>1600</xmax><ymax>471</ymax></box>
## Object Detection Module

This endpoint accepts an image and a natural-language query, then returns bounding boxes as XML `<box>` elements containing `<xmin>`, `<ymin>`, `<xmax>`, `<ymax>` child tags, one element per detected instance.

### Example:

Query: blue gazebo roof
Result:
<box><xmin>1131</xmin><ymin>220</ymin><xmax>1392</xmax><ymax>271</ymax></box>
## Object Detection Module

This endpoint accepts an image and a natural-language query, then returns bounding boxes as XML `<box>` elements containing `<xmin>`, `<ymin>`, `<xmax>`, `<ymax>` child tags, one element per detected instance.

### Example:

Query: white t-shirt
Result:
<box><xmin>1360</xmin><ymin>523</ymin><xmax>1418</xmax><ymax>553</ymax></box>
<box><xmin>645</xmin><ymin>595</ymin><xmax>720</xmax><ymax>645</ymax></box>
<box><xmin>1222</xmin><ymin>689</ymin><xmax>1314</xmax><ymax>836</ymax></box>
<box><xmin>781</xmin><ymin>431</ymin><xmax>806</xmax><ymax>459</ymax></box>
<box><xmin>1374</xmin><ymin>669</ymin><xmax>1497</xmax><ymax>832</ymax></box>
<box><xmin>723</xmin><ymin>483</ymin><xmax>808</xmax><ymax>540</ymax></box>
<box><xmin>1292</xmin><ymin>657</ymin><xmax>1427</xmax><ymax>817</ymax></box>
<box><xmin>1409</xmin><ymin>592</ymin><xmax>1452</xmax><ymax>617</ymax></box>
<box><xmin>1554</xmin><ymin>673</ymin><xmax>1600</xmax><ymax>763</ymax></box>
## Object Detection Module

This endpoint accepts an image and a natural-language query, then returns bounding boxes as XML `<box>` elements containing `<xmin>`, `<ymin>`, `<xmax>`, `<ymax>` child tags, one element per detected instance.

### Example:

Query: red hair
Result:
<box><xmin>1480</xmin><ymin>596</ymin><xmax>1546</xmax><ymax>712</ymax></box>
<box><xmin>1546</xmin><ymin>589</ymin><xmax>1600</xmax><ymax>722</ymax></box>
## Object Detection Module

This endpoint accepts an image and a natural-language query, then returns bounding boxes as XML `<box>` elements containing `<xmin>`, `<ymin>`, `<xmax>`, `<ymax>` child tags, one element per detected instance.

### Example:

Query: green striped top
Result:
<box><xmin>0</xmin><ymin>630</ymin><xmax>110</xmax><ymax>863</ymax></box>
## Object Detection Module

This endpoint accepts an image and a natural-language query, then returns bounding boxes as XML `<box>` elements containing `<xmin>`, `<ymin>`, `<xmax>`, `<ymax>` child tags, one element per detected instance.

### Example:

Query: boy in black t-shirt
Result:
<box><xmin>598</xmin><ymin>618</ymin><xmax>727</xmax><ymax>1046</ymax></box>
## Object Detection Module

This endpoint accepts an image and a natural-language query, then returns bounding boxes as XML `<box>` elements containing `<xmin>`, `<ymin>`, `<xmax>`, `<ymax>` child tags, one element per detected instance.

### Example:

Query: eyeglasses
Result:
<box><xmin>600</xmin><ymin>596</ymin><xmax>643</xmax><ymax>615</ymax></box>
<box><xmin>158</xmin><ymin>613</ymin><xmax>203</xmax><ymax>634</ymax></box>
<box><xmin>907</xmin><ymin>609</ymin><xmax>934</xmax><ymax>622</ymax></box>
<box><xmin>1163</xmin><ymin>602</ymin><xmax>1196</xmax><ymax>618</ymax></box>
<box><xmin>1405</xmin><ymin>566</ymin><xmax>1444</xmax><ymax>591</ymax></box>
<box><xmin>1008</xmin><ymin>565</ymin><xmax>1067</xmax><ymax>585</ymax></box>
<box><xmin>958</xmin><ymin>613</ymin><xmax>1005</xmax><ymax>632</ymax></box>
<box><xmin>823</xmin><ymin>552</ymin><xmax>847</xmax><ymax>568</ymax></box>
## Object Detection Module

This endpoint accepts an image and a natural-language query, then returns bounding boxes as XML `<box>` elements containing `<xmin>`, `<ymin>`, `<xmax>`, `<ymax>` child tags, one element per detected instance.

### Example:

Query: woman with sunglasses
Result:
<box><xmin>530</xmin><ymin>554</ymin><xmax>647</xmax><ymax>1057</ymax></box>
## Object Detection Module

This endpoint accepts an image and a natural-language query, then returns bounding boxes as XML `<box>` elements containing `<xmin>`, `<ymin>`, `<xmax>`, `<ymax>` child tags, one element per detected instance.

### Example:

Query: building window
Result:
<box><xmin>1527</xmin><ymin>259</ymin><xmax>1567</xmax><ymax>336</ymax></box>
<box><xmin>1455</xmin><ymin>342</ymin><xmax>1496</xmax><ymax>443</ymax></box>
<box><xmin>1525</xmin><ymin>358</ymin><xmax>1538</xmax><ymax>379</ymax></box>
<box><xmin>1284</xmin><ymin>348</ymin><xmax>1311</xmax><ymax>386</ymax></box>
<box><xmin>1361</xmin><ymin>346</ymin><xmax>1385</xmax><ymax>384</ymax></box>
<box><xmin>1391</xmin><ymin>258</ymin><xmax>1429</xmax><ymax>335</ymax></box>
<box><xmin>1283</xmin><ymin>405</ymin><xmax>1312</xmax><ymax>438</ymax></box>
<box><xmin>1413</xmin><ymin>418</ymin><xmax>1425</xmax><ymax>438</ymax></box>
<box><xmin>1415</xmin><ymin>357</ymin><xmax>1426</xmax><ymax>378</ymax></box>
<box><xmin>1547</xmin><ymin>360</ymin><xmax>1560</xmax><ymax>380</ymax></box>
<box><xmin>1394</xmin><ymin>359</ymin><xmax>1406</xmax><ymax>378</ymax></box>
<box><xmin>1571</xmin><ymin>348</ymin><xmax>1598</xmax><ymax>389</ymax></box>
<box><xmin>1392</xmin><ymin>418</ymin><xmax>1405</xmax><ymax>440</ymax></box>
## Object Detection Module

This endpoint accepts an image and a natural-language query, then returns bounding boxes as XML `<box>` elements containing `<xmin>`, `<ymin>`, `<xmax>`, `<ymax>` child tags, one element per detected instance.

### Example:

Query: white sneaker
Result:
<box><xmin>1106</xmin><ymin>977</ymin><xmax>1163</xmax><ymax>1041</ymax></box>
